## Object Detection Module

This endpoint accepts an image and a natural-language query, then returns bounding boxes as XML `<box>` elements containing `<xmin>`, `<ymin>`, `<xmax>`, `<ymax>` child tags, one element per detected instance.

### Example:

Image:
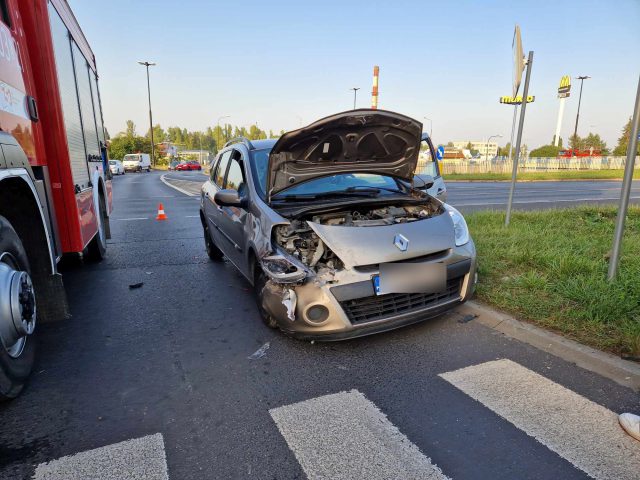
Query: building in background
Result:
<box><xmin>452</xmin><ymin>141</ymin><xmax>498</xmax><ymax>159</ymax></box>
<box><xmin>177</xmin><ymin>150</ymin><xmax>211</xmax><ymax>165</ymax></box>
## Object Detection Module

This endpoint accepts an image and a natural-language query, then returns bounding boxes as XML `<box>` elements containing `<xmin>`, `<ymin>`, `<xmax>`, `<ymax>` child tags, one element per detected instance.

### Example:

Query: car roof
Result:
<box><xmin>249</xmin><ymin>139</ymin><xmax>278</xmax><ymax>151</ymax></box>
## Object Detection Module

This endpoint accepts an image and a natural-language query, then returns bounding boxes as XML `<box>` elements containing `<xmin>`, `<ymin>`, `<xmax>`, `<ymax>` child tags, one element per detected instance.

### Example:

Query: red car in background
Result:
<box><xmin>175</xmin><ymin>161</ymin><xmax>203</xmax><ymax>171</ymax></box>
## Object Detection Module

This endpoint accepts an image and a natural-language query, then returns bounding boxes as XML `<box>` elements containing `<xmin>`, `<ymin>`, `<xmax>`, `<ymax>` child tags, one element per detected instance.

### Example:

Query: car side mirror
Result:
<box><xmin>214</xmin><ymin>189</ymin><xmax>248</xmax><ymax>209</ymax></box>
<box><xmin>413</xmin><ymin>174</ymin><xmax>434</xmax><ymax>190</ymax></box>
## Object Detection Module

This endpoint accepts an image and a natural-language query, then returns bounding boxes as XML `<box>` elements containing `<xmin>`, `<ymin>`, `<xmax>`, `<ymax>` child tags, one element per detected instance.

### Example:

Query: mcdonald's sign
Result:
<box><xmin>558</xmin><ymin>75</ymin><xmax>571</xmax><ymax>98</ymax></box>
<box><xmin>499</xmin><ymin>95</ymin><xmax>535</xmax><ymax>105</ymax></box>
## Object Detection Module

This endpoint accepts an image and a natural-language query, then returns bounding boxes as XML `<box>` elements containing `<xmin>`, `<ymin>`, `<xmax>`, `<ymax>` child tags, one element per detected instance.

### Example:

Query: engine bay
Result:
<box><xmin>274</xmin><ymin>202</ymin><xmax>441</xmax><ymax>270</ymax></box>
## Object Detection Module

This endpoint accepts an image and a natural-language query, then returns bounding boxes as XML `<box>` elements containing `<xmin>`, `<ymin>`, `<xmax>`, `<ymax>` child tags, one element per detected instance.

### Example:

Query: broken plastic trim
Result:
<box><xmin>260</xmin><ymin>251</ymin><xmax>308</xmax><ymax>284</ymax></box>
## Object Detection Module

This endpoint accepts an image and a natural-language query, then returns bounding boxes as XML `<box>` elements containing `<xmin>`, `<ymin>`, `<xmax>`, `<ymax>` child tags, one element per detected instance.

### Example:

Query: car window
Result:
<box><xmin>225</xmin><ymin>156</ymin><xmax>245</xmax><ymax>192</ymax></box>
<box><xmin>415</xmin><ymin>139</ymin><xmax>440</xmax><ymax>178</ymax></box>
<box><xmin>214</xmin><ymin>151</ymin><xmax>232</xmax><ymax>187</ymax></box>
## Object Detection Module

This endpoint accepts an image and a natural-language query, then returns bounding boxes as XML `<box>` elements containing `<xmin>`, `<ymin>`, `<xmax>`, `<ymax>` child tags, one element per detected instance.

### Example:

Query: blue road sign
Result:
<box><xmin>436</xmin><ymin>145</ymin><xmax>445</xmax><ymax>160</ymax></box>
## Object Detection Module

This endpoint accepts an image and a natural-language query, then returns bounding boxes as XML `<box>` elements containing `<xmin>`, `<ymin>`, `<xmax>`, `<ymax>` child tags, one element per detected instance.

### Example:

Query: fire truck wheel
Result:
<box><xmin>86</xmin><ymin>193</ymin><xmax>107</xmax><ymax>261</ymax></box>
<box><xmin>0</xmin><ymin>216</ymin><xmax>37</xmax><ymax>400</ymax></box>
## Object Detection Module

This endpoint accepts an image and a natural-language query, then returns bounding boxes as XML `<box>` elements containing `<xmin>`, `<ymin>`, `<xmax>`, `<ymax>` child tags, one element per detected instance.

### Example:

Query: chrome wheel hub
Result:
<box><xmin>0</xmin><ymin>256</ymin><xmax>36</xmax><ymax>358</ymax></box>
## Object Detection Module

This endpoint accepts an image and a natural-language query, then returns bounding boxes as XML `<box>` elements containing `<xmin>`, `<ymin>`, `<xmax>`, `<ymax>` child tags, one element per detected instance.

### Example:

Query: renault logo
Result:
<box><xmin>394</xmin><ymin>234</ymin><xmax>409</xmax><ymax>252</ymax></box>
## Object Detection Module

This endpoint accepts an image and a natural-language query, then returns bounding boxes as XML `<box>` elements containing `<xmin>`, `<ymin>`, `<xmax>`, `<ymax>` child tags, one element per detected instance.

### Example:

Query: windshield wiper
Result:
<box><xmin>274</xmin><ymin>190</ymin><xmax>380</xmax><ymax>202</ymax></box>
<box><xmin>344</xmin><ymin>186</ymin><xmax>405</xmax><ymax>194</ymax></box>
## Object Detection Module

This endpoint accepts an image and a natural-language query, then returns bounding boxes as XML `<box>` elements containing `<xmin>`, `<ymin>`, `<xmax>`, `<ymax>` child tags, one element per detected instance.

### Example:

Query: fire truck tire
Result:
<box><xmin>0</xmin><ymin>216</ymin><xmax>37</xmax><ymax>400</ymax></box>
<box><xmin>86</xmin><ymin>193</ymin><xmax>107</xmax><ymax>261</ymax></box>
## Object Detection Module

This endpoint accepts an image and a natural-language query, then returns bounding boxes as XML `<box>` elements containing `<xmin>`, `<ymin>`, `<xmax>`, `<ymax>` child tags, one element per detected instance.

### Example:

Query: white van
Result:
<box><xmin>123</xmin><ymin>153</ymin><xmax>151</xmax><ymax>172</ymax></box>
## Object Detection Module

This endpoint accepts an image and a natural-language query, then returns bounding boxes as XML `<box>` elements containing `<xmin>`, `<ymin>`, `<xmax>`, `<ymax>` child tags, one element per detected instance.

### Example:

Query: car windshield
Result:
<box><xmin>250</xmin><ymin>148</ymin><xmax>404</xmax><ymax>200</ymax></box>
<box><xmin>124</xmin><ymin>155</ymin><xmax>139</xmax><ymax>161</ymax></box>
<box><xmin>109</xmin><ymin>160</ymin><xmax>116</xmax><ymax>165</ymax></box>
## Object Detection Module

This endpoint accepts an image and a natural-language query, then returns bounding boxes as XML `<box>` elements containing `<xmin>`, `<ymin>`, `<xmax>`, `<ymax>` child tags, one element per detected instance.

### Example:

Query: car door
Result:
<box><xmin>416</xmin><ymin>134</ymin><xmax>447</xmax><ymax>202</ymax></box>
<box><xmin>215</xmin><ymin>149</ymin><xmax>249</xmax><ymax>271</ymax></box>
<box><xmin>202</xmin><ymin>150</ymin><xmax>231</xmax><ymax>252</ymax></box>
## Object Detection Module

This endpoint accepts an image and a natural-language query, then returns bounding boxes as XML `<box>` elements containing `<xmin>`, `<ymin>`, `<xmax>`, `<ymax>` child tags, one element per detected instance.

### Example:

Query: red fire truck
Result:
<box><xmin>0</xmin><ymin>0</ymin><xmax>111</xmax><ymax>399</ymax></box>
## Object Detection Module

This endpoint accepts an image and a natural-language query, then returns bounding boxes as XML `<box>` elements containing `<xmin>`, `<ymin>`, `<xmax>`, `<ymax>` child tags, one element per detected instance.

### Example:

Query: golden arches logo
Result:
<box><xmin>558</xmin><ymin>75</ymin><xmax>571</xmax><ymax>92</ymax></box>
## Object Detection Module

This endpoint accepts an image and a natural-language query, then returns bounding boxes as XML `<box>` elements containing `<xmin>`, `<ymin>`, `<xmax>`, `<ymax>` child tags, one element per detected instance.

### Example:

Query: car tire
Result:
<box><xmin>0</xmin><ymin>215</ymin><xmax>37</xmax><ymax>401</ymax></box>
<box><xmin>203</xmin><ymin>222</ymin><xmax>223</xmax><ymax>261</ymax></box>
<box><xmin>254</xmin><ymin>269</ymin><xmax>278</xmax><ymax>329</ymax></box>
<box><xmin>86</xmin><ymin>193</ymin><xmax>107</xmax><ymax>262</ymax></box>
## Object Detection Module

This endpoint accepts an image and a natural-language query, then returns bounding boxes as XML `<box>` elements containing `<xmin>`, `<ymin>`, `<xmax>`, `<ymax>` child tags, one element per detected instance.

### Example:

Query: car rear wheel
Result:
<box><xmin>0</xmin><ymin>215</ymin><xmax>37</xmax><ymax>400</ymax></box>
<box><xmin>86</xmin><ymin>194</ymin><xmax>107</xmax><ymax>262</ymax></box>
<box><xmin>254</xmin><ymin>269</ymin><xmax>278</xmax><ymax>329</ymax></box>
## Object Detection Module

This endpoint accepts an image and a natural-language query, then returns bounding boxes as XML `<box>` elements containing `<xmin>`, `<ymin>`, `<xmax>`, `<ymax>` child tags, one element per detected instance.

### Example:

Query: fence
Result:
<box><xmin>430</xmin><ymin>156</ymin><xmax>640</xmax><ymax>175</ymax></box>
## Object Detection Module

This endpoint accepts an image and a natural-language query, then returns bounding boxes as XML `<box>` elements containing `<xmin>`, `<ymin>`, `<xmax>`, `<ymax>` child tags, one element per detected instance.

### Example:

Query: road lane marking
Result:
<box><xmin>270</xmin><ymin>390</ymin><xmax>450</xmax><ymax>480</ymax></box>
<box><xmin>33</xmin><ymin>433</ymin><xmax>169</xmax><ymax>480</ymax></box>
<box><xmin>454</xmin><ymin>195</ymin><xmax>640</xmax><ymax>207</ymax></box>
<box><xmin>160</xmin><ymin>174</ymin><xmax>197</xmax><ymax>197</ymax></box>
<box><xmin>113</xmin><ymin>217</ymin><xmax>149</xmax><ymax>221</ymax></box>
<box><xmin>185</xmin><ymin>215</ymin><xmax>199</xmax><ymax>218</ymax></box>
<box><xmin>440</xmin><ymin>359</ymin><xmax>640</xmax><ymax>480</ymax></box>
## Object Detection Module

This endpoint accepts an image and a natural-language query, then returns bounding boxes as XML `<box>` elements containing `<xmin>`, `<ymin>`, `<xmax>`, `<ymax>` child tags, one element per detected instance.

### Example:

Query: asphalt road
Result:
<box><xmin>0</xmin><ymin>170</ymin><xmax>638</xmax><ymax>479</ymax></box>
<box><xmin>160</xmin><ymin>171</ymin><xmax>640</xmax><ymax>213</ymax></box>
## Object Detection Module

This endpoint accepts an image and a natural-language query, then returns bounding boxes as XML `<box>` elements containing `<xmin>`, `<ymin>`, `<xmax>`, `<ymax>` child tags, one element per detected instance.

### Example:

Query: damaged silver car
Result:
<box><xmin>200</xmin><ymin>109</ymin><xmax>476</xmax><ymax>340</ymax></box>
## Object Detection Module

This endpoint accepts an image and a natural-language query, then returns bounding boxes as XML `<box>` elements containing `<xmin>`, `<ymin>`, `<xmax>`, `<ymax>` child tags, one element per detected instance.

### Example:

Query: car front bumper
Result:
<box><xmin>261</xmin><ymin>241</ymin><xmax>477</xmax><ymax>341</ymax></box>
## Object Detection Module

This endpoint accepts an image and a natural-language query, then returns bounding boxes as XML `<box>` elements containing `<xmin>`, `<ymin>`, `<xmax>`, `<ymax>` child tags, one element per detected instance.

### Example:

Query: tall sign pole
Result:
<box><xmin>507</xmin><ymin>105</ymin><xmax>518</xmax><ymax>161</ymax></box>
<box><xmin>138</xmin><ymin>61</ymin><xmax>156</xmax><ymax>166</ymax></box>
<box><xmin>554</xmin><ymin>75</ymin><xmax>571</xmax><ymax>146</ymax></box>
<box><xmin>505</xmin><ymin>50</ymin><xmax>533</xmax><ymax>226</ymax></box>
<box><xmin>371</xmin><ymin>66</ymin><xmax>379</xmax><ymax>109</ymax></box>
<box><xmin>607</xmin><ymin>74</ymin><xmax>640</xmax><ymax>281</ymax></box>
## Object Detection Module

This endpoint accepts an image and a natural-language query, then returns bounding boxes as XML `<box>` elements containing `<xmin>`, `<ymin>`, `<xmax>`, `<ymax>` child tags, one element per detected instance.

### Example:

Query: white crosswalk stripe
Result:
<box><xmin>440</xmin><ymin>359</ymin><xmax>640</xmax><ymax>480</ymax></box>
<box><xmin>270</xmin><ymin>389</ymin><xmax>450</xmax><ymax>480</ymax></box>
<box><xmin>33</xmin><ymin>433</ymin><xmax>168</xmax><ymax>480</ymax></box>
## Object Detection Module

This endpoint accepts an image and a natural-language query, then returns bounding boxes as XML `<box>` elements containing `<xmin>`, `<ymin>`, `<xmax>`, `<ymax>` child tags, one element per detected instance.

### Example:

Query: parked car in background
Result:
<box><xmin>176</xmin><ymin>161</ymin><xmax>202</xmax><ymax>171</ymax></box>
<box><xmin>123</xmin><ymin>153</ymin><xmax>151</xmax><ymax>172</ymax></box>
<box><xmin>168</xmin><ymin>160</ymin><xmax>180</xmax><ymax>171</ymax></box>
<box><xmin>109</xmin><ymin>160</ymin><xmax>125</xmax><ymax>175</ymax></box>
<box><xmin>200</xmin><ymin>109</ymin><xmax>476</xmax><ymax>341</ymax></box>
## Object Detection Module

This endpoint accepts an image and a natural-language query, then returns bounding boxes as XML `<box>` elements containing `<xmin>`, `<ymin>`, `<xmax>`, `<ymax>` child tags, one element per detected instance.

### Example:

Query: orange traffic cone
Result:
<box><xmin>156</xmin><ymin>203</ymin><xmax>167</xmax><ymax>221</ymax></box>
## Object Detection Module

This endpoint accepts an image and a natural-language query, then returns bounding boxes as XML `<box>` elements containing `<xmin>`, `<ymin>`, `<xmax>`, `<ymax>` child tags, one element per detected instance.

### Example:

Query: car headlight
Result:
<box><xmin>446</xmin><ymin>205</ymin><xmax>470</xmax><ymax>246</ymax></box>
<box><xmin>261</xmin><ymin>251</ymin><xmax>307</xmax><ymax>283</ymax></box>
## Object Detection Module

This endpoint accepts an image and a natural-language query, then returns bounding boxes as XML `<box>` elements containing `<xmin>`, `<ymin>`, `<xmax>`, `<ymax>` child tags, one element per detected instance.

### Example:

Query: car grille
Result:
<box><xmin>339</xmin><ymin>278</ymin><xmax>462</xmax><ymax>325</ymax></box>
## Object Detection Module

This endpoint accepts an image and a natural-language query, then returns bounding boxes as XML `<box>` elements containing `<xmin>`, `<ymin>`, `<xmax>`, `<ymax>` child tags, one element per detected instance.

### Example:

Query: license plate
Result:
<box><xmin>374</xmin><ymin>263</ymin><xmax>446</xmax><ymax>295</ymax></box>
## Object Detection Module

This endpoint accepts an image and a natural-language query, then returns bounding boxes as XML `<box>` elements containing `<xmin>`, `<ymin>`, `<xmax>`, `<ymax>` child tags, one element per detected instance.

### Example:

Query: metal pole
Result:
<box><xmin>505</xmin><ymin>51</ymin><xmax>534</xmax><ymax>226</ymax></box>
<box><xmin>572</xmin><ymin>76</ymin><xmax>589</xmax><ymax>154</ymax></box>
<box><xmin>554</xmin><ymin>97</ymin><xmax>566</xmax><ymax>147</ymax></box>
<box><xmin>607</xmin><ymin>74</ymin><xmax>640</xmax><ymax>281</ymax></box>
<box><xmin>507</xmin><ymin>105</ymin><xmax>518</xmax><ymax>162</ymax></box>
<box><xmin>138</xmin><ymin>62</ymin><xmax>156</xmax><ymax>167</ymax></box>
<box><xmin>351</xmin><ymin>87</ymin><xmax>360</xmax><ymax>110</ymax></box>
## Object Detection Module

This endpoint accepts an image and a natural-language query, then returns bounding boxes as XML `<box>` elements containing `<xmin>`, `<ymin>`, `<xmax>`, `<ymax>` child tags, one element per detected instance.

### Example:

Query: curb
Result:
<box><xmin>160</xmin><ymin>174</ymin><xmax>198</xmax><ymax>197</ymax></box>
<box><xmin>456</xmin><ymin>301</ymin><xmax>640</xmax><ymax>391</ymax></box>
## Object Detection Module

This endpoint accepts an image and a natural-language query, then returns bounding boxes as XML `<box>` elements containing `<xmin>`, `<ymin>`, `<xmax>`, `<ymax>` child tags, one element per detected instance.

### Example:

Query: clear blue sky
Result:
<box><xmin>69</xmin><ymin>0</ymin><xmax>640</xmax><ymax>149</ymax></box>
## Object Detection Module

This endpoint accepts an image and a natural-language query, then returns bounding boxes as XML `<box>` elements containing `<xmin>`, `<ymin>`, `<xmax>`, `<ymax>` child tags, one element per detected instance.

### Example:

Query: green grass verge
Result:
<box><xmin>445</xmin><ymin>169</ymin><xmax>634</xmax><ymax>181</ymax></box>
<box><xmin>466</xmin><ymin>206</ymin><xmax>640</xmax><ymax>356</ymax></box>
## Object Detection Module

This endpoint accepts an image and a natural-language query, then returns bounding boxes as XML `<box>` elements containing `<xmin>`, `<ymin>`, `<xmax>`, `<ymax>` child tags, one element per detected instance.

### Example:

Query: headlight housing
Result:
<box><xmin>261</xmin><ymin>251</ymin><xmax>308</xmax><ymax>283</ymax></box>
<box><xmin>446</xmin><ymin>205</ymin><xmax>470</xmax><ymax>246</ymax></box>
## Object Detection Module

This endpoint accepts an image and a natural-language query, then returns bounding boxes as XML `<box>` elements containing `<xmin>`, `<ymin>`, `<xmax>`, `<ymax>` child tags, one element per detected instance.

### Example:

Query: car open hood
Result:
<box><xmin>267</xmin><ymin>109</ymin><xmax>422</xmax><ymax>199</ymax></box>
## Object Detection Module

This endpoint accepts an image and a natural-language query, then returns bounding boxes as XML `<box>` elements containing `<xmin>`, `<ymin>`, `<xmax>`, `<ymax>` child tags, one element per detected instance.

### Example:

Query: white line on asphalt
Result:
<box><xmin>270</xmin><ymin>389</ymin><xmax>450</xmax><ymax>480</ymax></box>
<box><xmin>185</xmin><ymin>215</ymin><xmax>199</xmax><ymax>218</ymax></box>
<box><xmin>160</xmin><ymin>174</ymin><xmax>197</xmax><ymax>197</ymax></box>
<box><xmin>113</xmin><ymin>217</ymin><xmax>149</xmax><ymax>221</ymax></box>
<box><xmin>33</xmin><ymin>433</ymin><xmax>169</xmax><ymax>480</ymax></box>
<box><xmin>454</xmin><ymin>195</ymin><xmax>640</xmax><ymax>207</ymax></box>
<box><xmin>440</xmin><ymin>359</ymin><xmax>640</xmax><ymax>480</ymax></box>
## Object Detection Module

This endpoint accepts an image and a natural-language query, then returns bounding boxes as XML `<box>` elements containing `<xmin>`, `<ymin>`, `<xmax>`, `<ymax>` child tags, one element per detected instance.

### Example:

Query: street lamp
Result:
<box><xmin>217</xmin><ymin>115</ymin><xmax>230</xmax><ymax>153</ymax></box>
<box><xmin>350</xmin><ymin>87</ymin><xmax>360</xmax><ymax>110</ymax></box>
<box><xmin>486</xmin><ymin>134</ymin><xmax>502</xmax><ymax>161</ymax></box>
<box><xmin>423</xmin><ymin>117</ymin><xmax>433</xmax><ymax>138</ymax></box>
<box><xmin>138</xmin><ymin>61</ymin><xmax>156</xmax><ymax>166</ymax></box>
<box><xmin>572</xmin><ymin>75</ymin><xmax>591</xmax><ymax>154</ymax></box>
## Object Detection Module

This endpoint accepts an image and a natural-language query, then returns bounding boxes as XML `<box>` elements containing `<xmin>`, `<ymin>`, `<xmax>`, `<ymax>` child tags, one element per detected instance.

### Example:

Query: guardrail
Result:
<box><xmin>418</xmin><ymin>156</ymin><xmax>640</xmax><ymax>174</ymax></box>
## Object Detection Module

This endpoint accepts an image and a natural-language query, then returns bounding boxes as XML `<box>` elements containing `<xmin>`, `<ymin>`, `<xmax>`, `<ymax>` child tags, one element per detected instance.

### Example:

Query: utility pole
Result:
<box><xmin>350</xmin><ymin>87</ymin><xmax>360</xmax><ymax>110</ymax></box>
<box><xmin>572</xmin><ymin>76</ymin><xmax>590</xmax><ymax>154</ymax></box>
<box><xmin>608</xmin><ymin>74</ymin><xmax>640</xmax><ymax>281</ymax></box>
<box><xmin>217</xmin><ymin>115</ymin><xmax>230</xmax><ymax>153</ymax></box>
<box><xmin>138</xmin><ymin>61</ymin><xmax>156</xmax><ymax>167</ymax></box>
<box><xmin>423</xmin><ymin>117</ymin><xmax>433</xmax><ymax>138</ymax></box>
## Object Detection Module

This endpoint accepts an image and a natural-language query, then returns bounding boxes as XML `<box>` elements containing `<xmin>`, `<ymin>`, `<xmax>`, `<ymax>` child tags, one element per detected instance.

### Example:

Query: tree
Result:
<box><xmin>583</xmin><ymin>132</ymin><xmax>608</xmax><ymax>154</ymax></box>
<box><xmin>124</xmin><ymin>120</ymin><xmax>136</xmax><ymax>137</ymax></box>
<box><xmin>529</xmin><ymin>144</ymin><xmax>561</xmax><ymax>157</ymax></box>
<box><xmin>613</xmin><ymin>117</ymin><xmax>640</xmax><ymax>156</ymax></box>
<box><xmin>498</xmin><ymin>142</ymin><xmax>512</xmax><ymax>157</ymax></box>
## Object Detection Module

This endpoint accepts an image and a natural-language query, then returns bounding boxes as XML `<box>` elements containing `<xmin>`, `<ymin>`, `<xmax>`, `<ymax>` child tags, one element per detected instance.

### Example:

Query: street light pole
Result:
<box><xmin>350</xmin><ymin>88</ymin><xmax>360</xmax><ymax>110</ymax></box>
<box><xmin>423</xmin><ymin>117</ymin><xmax>433</xmax><ymax>138</ymax></box>
<box><xmin>217</xmin><ymin>115</ymin><xmax>230</xmax><ymax>153</ymax></box>
<box><xmin>138</xmin><ymin>61</ymin><xmax>156</xmax><ymax>167</ymax></box>
<box><xmin>486</xmin><ymin>134</ymin><xmax>502</xmax><ymax>161</ymax></box>
<box><xmin>572</xmin><ymin>76</ymin><xmax>590</xmax><ymax>154</ymax></box>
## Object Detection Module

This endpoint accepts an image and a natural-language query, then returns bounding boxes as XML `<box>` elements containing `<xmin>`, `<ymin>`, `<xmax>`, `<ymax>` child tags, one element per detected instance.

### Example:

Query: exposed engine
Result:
<box><xmin>274</xmin><ymin>203</ymin><xmax>440</xmax><ymax>270</ymax></box>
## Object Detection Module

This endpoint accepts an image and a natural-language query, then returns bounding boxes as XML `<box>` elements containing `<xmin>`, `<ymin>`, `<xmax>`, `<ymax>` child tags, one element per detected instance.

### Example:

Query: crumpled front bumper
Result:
<box><xmin>260</xmin><ymin>241</ymin><xmax>477</xmax><ymax>341</ymax></box>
